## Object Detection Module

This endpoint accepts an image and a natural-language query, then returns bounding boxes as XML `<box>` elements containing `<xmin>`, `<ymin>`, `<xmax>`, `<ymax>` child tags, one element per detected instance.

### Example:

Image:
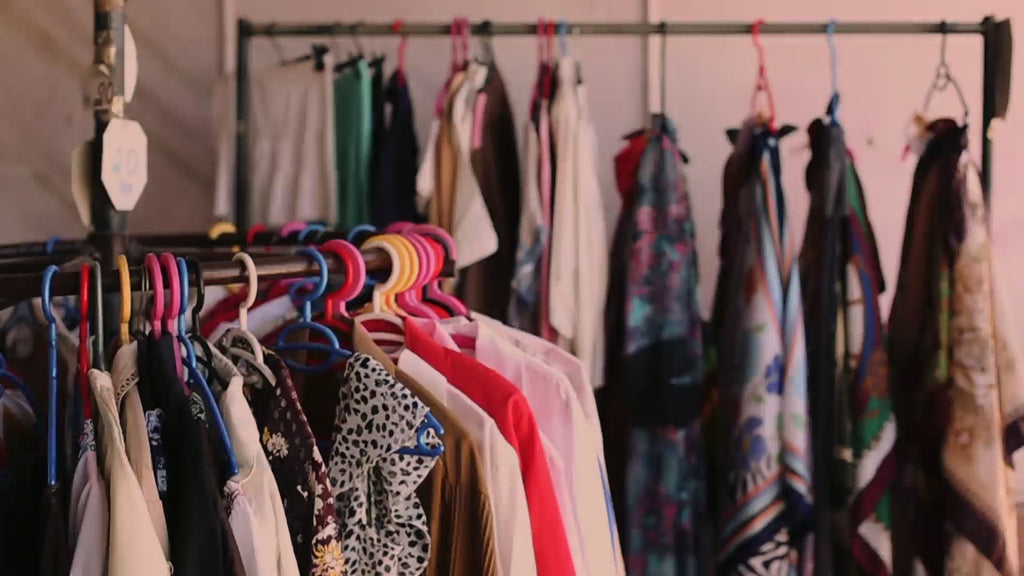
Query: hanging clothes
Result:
<box><xmin>352</xmin><ymin>321</ymin><xmax>501</xmax><ymax>576</ymax></box>
<box><xmin>458</xmin><ymin>62</ymin><xmax>522</xmax><ymax>319</ymax></box>
<box><xmin>373</xmin><ymin>70</ymin><xmax>420</xmax><ymax>227</ymax></box>
<box><xmin>600</xmin><ymin>116</ymin><xmax>708</xmax><ymax>575</ymax></box>
<box><xmin>89</xmin><ymin>366</ymin><xmax>171</xmax><ymax>576</ymax></box>
<box><xmin>334</xmin><ymin>59</ymin><xmax>373</xmax><ymax>230</ymax></box>
<box><xmin>327</xmin><ymin>353</ymin><xmax>441</xmax><ymax>575</ymax></box>
<box><xmin>800</xmin><ymin>118</ymin><xmax>895</xmax><ymax>575</ymax></box>
<box><xmin>888</xmin><ymin>118</ymin><xmax>1023</xmax><ymax>576</ymax></box>
<box><xmin>368</xmin><ymin>57</ymin><xmax>387</xmax><ymax>222</ymax></box>
<box><xmin>547</xmin><ymin>57</ymin><xmax>608</xmax><ymax>390</ymax></box>
<box><xmin>213</xmin><ymin>58</ymin><xmax>338</xmax><ymax>225</ymax></box>
<box><xmin>707</xmin><ymin>118</ymin><xmax>812</xmax><ymax>574</ymax></box>
<box><xmin>236</xmin><ymin>350</ymin><xmax>344</xmax><ymax>576</ymax></box>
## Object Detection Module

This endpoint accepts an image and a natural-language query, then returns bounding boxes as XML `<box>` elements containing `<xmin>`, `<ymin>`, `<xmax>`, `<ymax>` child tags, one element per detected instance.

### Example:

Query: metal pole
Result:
<box><xmin>235</xmin><ymin>19</ymin><xmax>252</xmax><ymax>232</ymax></box>
<box><xmin>246</xmin><ymin>20</ymin><xmax>986</xmax><ymax>37</ymax></box>
<box><xmin>92</xmin><ymin>0</ymin><xmax>129</xmax><ymax>264</ymax></box>
<box><xmin>982</xmin><ymin>16</ymin><xmax>996</xmax><ymax>204</ymax></box>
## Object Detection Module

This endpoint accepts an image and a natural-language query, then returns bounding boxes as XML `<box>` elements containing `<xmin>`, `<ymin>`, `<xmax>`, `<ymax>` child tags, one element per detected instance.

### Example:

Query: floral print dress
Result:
<box><xmin>242</xmin><ymin>352</ymin><xmax>346</xmax><ymax>576</ymax></box>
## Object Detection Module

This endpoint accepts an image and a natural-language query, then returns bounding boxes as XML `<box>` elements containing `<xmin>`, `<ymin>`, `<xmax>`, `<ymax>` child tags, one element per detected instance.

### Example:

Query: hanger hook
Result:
<box><xmin>750</xmin><ymin>18</ymin><xmax>777</xmax><ymax>130</ymax></box>
<box><xmin>558</xmin><ymin>21</ymin><xmax>569</xmax><ymax>56</ymax></box>
<box><xmin>826</xmin><ymin>19</ymin><xmax>840</xmax><ymax>123</ymax></box>
<box><xmin>89</xmin><ymin>260</ymin><xmax>105</xmax><ymax>371</ymax></box>
<box><xmin>294</xmin><ymin>247</ymin><xmax>329</xmax><ymax>321</ymax></box>
<box><xmin>347</xmin><ymin>223</ymin><xmax>377</xmax><ymax>245</ymax></box>
<box><xmin>350</xmin><ymin>21</ymin><xmax>365</xmax><ymax>54</ymax></box>
<box><xmin>185</xmin><ymin>258</ymin><xmax>204</xmax><ymax>334</ymax></box>
<box><xmin>41</xmin><ymin>265</ymin><xmax>57</xmax><ymax>325</ymax></box>
<box><xmin>660</xmin><ymin>21</ymin><xmax>668</xmax><ymax>114</ymax></box>
<box><xmin>232</xmin><ymin>252</ymin><xmax>258</xmax><ymax>331</ymax></box>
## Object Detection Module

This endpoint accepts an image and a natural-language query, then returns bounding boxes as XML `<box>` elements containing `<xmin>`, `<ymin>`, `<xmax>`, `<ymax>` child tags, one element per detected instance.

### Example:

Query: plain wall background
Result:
<box><xmin>2</xmin><ymin>0</ymin><xmax>1021</xmax><ymax>332</ymax></box>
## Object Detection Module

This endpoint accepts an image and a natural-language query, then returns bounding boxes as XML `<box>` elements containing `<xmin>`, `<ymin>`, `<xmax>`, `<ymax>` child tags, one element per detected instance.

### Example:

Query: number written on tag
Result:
<box><xmin>101</xmin><ymin>118</ymin><xmax>148</xmax><ymax>211</ymax></box>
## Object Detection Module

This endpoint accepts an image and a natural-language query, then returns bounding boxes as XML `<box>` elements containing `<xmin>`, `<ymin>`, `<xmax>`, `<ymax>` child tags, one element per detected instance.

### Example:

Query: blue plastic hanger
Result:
<box><xmin>41</xmin><ymin>265</ymin><xmax>59</xmax><ymax>486</ymax></box>
<box><xmin>297</xmin><ymin>223</ymin><xmax>327</xmax><ymax>244</ymax></box>
<box><xmin>398</xmin><ymin>411</ymin><xmax>445</xmax><ymax>457</ymax></box>
<box><xmin>557</xmin><ymin>21</ymin><xmax>568</xmax><ymax>56</ymax></box>
<box><xmin>176</xmin><ymin>256</ymin><xmax>240</xmax><ymax>478</ymax></box>
<box><xmin>347</xmin><ymin>223</ymin><xmax>377</xmax><ymax>245</ymax></box>
<box><xmin>826</xmin><ymin>19</ymin><xmax>841</xmax><ymax>125</ymax></box>
<box><xmin>273</xmin><ymin>247</ymin><xmax>352</xmax><ymax>372</ymax></box>
<box><xmin>45</xmin><ymin>236</ymin><xmax>80</xmax><ymax>328</ymax></box>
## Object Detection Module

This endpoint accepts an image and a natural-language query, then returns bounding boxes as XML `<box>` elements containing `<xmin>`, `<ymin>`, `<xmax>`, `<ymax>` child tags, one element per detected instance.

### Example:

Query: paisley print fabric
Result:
<box><xmin>801</xmin><ymin>118</ymin><xmax>896</xmax><ymax>575</ymax></box>
<box><xmin>889</xmin><ymin>119</ymin><xmax>1024</xmax><ymax>575</ymax></box>
<box><xmin>243</xmin><ymin>352</ymin><xmax>345</xmax><ymax>576</ymax></box>
<box><xmin>708</xmin><ymin>119</ymin><xmax>812</xmax><ymax>575</ymax></box>
<box><xmin>327</xmin><ymin>353</ymin><xmax>440</xmax><ymax>575</ymax></box>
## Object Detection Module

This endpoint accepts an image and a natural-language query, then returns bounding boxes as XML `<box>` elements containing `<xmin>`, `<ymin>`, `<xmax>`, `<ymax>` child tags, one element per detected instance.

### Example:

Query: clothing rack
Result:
<box><xmin>234</xmin><ymin>17</ymin><xmax>1012</xmax><ymax>231</ymax></box>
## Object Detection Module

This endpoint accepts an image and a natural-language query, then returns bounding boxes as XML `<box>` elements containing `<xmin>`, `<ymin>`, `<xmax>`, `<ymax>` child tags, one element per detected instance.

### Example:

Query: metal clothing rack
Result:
<box><xmin>234</xmin><ymin>17</ymin><xmax>1012</xmax><ymax>231</ymax></box>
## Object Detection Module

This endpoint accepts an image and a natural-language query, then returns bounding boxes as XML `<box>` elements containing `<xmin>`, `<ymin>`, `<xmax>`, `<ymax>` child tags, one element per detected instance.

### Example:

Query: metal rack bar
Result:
<box><xmin>234</xmin><ymin>17</ymin><xmax>1007</xmax><ymax>231</ymax></box>
<box><xmin>0</xmin><ymin>246</ymin><xmax>424</xmax><ymax>303</ymax></box>
<box><xmin>246</xmin><ymin>20</ymin><xmax>987</xmax><ymax>36</ymax></box>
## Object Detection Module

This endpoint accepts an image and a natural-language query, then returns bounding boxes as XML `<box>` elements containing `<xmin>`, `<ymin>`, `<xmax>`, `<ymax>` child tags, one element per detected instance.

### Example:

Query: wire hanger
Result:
<box><xmin>921</xmin><ymin>20</ymin><xmax>969</xmax><ymax>124</ymax></box>
<box><xmin>41</xmin><ymin>265</ymin><xmax>60</xmax><ymax>486</ymax></box>
<box><xmin>750</xmin><ymin>19</ymin><xmax>778</xmax><ymax>131</ymax></box>
<box><xmin>176</xmin><ymin>256</ymin><xmax>240</xmax><ymax>477</ymax></box>
<box><xmin>393</xmin><ymin>20</ymin><xmax>409</xmax><ymax>83</ymax></box>
<box><xmin>274</xmin><ymin>247</ymin><xmax>352</xmax><ymax>373</ymax></box>
<box><xmin>218</xmin><ymin>252</ymin><xmax>276</xmax><ymax>384</ymax></box>
<box><xmin>826</xmin><ymin>19</ymin><xmax>841</xmax><ymax>125</ymax></box>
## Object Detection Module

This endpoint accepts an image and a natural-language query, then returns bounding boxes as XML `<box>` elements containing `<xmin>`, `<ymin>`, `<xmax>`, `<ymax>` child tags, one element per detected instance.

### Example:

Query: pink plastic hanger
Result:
<box><xmin>159</xmin><ymin>253</ymin><xmax>185</xmax><ymax>385</ymax></box>
<box><xmin>143</xmin><ymin>253</ymin><xmax>164</xmax><ymax>339</ymax></box>
<box><xmin>750</xmin><ymin>19</ymin><xmax>777</xmax><ymax>131</ymax></box>
<box><xmin>394</xmin><ymin>234</ymin><xmax>441</xmax><ymax>320</ymax></box>
<box><xmin>406</xmin><ymin>224</ymin><xmax>468</xmax><ymax>316</ymax></box>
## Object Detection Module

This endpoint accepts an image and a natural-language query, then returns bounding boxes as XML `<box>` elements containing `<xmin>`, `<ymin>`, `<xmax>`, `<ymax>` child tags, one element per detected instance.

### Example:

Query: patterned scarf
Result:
<box><xmin>889</xmin><ymin>119</ymin><xmax>1023</xmax><ymax>575</ymax></box>
<box><xmin>801</xmin><ymin>119</ymin><xmax>896</xmax><ymax>575</ymax></box>
<box><xmin>708</xmin><ymin>119</ymin><xmax>813</xmax><ymax>574</ymax></box>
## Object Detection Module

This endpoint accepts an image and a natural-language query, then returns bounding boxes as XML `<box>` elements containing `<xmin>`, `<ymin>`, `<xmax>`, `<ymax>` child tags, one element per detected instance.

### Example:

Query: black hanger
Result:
<box><xmin>184</xmin><ymin>258</ymin><xmax>230</xmax><ymax>390</ymax></box>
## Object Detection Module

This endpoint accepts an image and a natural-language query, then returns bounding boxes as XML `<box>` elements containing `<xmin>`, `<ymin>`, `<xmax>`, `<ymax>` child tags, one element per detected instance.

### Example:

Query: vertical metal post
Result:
<box><xmin>92</xmin><ymin>0</ymin><xmax>128</xmax><ymax>264</ymax></box>
<box><xmin>981</xmin><ymin>16</ymin><xmax>996</xmax><ymax>205</ymax></box>
<box><xmin>235</xmin><ymin>19</ymin><xmax>252</xmax><ymax>231</ymax></box>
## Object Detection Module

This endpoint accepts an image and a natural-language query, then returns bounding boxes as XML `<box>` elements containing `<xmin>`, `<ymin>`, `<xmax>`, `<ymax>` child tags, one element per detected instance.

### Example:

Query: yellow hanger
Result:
<box><xmin>207</xmin><ymin>221</ymin><xmax>239</xmax><ymax>252</ymax></box>
<box><xmin>117</xmin><ymin>254</ymin><xmax>131</xmax><ymax>346</ymax></box>
<box><xmin>360</xmin><ymin>236</ymin><xmax>407</xmax><ymax>314</ymax></box>
<box><xmin>379</xmin><ymin>234</ymin><xmax>419</xmax><ymax>313</ymax></box>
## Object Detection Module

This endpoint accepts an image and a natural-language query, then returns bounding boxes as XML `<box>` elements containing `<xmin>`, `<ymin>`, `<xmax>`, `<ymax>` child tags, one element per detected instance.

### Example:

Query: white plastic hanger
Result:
<box><xmin>217</xmin><ymin>252</ymin><xmax>276</xmax><ymax>385</ymax></box>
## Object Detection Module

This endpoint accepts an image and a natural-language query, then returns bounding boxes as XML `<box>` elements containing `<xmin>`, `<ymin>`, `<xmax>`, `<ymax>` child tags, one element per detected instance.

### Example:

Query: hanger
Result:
<box><xmin>89</xmin><ymin>260</ymin><xmax>106</xmax><ymax>372</ymax></box>
<box><xmin>359</xmin><ymin>236</ymin><xmax>413</xmax><ymax>317</ymax></box>
<box><xmin>274</xmin><ymin>247</ymin><xmax>352</xmax><ymax>373</ymax></box>
<box><xmin>659</xmin><ymin>21</ymin><xmax>668</xmax><ymax>115</ymax></box>
<box><xmin>921</xmin><ymin>20</ymin><xmax>969</xmax><ymax>124</ymax></box>
<box><xmin>298</xmin><ymin>223</ymin><xmax>327</xmax><ymax>245</ymax></box>
<box><xmin>77</xmin><ymin>264</ymin><xmax>93</xmax><ymax>420</ymax></box>
<box><xmin>477</xmin><ymin>20</ymin><xmax>496</xmax><ymax>66</ymax></box>
<box><xmin>392</xmin><ymin>20</ymin><xmax>409</xmax><ymax>84</ymax></box>
<box><xmin>319</xmin><ymin>239</ymin><xmax>366</xmax><ymax>325</ymax></box>
<box><xmin>385</xmin><ymin>223</ymin><xmax>452</xmax><ymax>319</ymax></box>
<box><xmin>825</xmin><ymin>19</ymin><xmax>841</xmax><ymax>125</ymax></box>
<box><xmin>116</xmin><ymin>255</ymin><xmax>132</xmax><ymax>347</ymax></box>
<box><xmin>347</xmin><ymin>223</ymin><xmax>377</xmax><ymax>246</ymax></box>
<box><xmin>158</xmin><ymin>253</ymin><xmax>185</xmax><ymax>386</ymax></box>
<box><xmin>41</xmin><ymin>265</ymin><xmax>60</xmax><ymax>486</ymax></box>
<box><xmin>182</xmin><ymin>258</ymin><xmax>230</xmax><ymax>389</ymax></box>
<box><xmin>175</xmin><ymin>257</ymin><xmax>240</xmax><ymax>477</ymax></box>
<box><xmin>143</xmin><ymin>253</ymin><xmax>164</xmax><ymax>339</ymax></box>
<box><xmin>218</xmin><ymin>252</ymin><xmax>276</xmax><ymax>384</ymax></box>
<box><xmin>394</xmin><ymin>234</ymin><xmax>441</xmax><ymax>320</ymax></box>
<box><xmin>334</xmin><ymin>23</ymin><xmax>367</xmax><ymax>73</ymax></box>
<box><xmin>381</xmin><ymin>234</ymin><xmax>420</xmax><ymax>315</ymax></box>
<box><xmin>750</xmin><ymin>19</ymin><xmax>778</xmax><ymax>131</ymax></box>
<box><xmin>44</xmin><ymin>236</ymin><xmax>81</xmax><ymax>328</ymax></box>
<box><xmin>406</xmin><ymin>224</ymin><xmax>468</xmax><ymax>316</ymax></box>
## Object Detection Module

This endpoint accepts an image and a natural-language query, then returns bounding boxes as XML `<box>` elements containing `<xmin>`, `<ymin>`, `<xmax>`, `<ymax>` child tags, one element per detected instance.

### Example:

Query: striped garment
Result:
<box><xmin>709</xmin><ymin>120</ymin><xmax>813</xmax><ymax>575</ymax></box>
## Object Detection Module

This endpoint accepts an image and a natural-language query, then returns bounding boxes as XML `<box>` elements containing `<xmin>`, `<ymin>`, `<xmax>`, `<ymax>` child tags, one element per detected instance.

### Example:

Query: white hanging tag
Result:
<box><xmin>101</xmin><ymin>118</ymin><xmax>148</xmax><ymax>211</ymax></box>
<box><xmin>124</xmin><ymin>24</ymin><xmax>138</xmax><ymax>104</ymax></box>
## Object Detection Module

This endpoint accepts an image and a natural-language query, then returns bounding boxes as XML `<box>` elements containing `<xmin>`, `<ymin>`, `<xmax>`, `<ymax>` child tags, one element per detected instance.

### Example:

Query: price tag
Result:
<box><xmin>101</xmin><ymin>118</ymin><xmax>148</xmax><ymax>211</ymax></box>
<box><xmin>70</xmin><ymin>140</ymin><xmax>94</xmax><ymax>227</ymax></box>
<box><xmin>125</xmin><ymin>24</ymin><xmax>138</xmax><ymax>103</ymax></box>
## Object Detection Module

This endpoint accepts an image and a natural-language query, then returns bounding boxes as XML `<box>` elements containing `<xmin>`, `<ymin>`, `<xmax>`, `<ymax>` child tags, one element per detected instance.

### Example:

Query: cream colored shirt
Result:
<box><xmin>90</xmin><ymin>368</ymin><xmax>171</xmax><ymax>576</ymax></box>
